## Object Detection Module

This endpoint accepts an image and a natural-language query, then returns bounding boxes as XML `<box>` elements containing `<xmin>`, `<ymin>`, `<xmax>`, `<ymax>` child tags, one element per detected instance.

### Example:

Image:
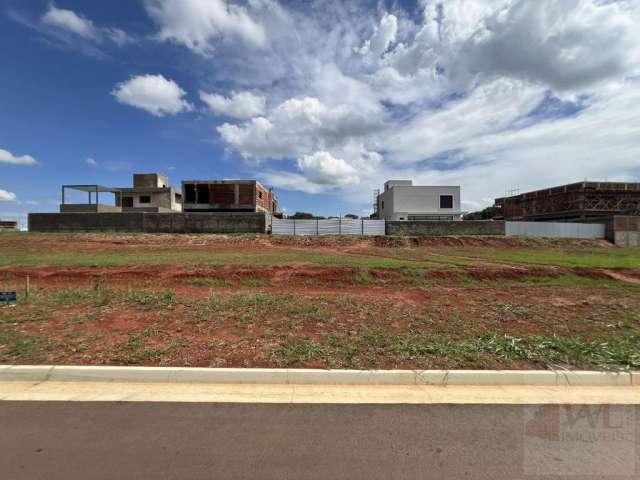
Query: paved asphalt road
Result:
<box><xmin>1</xmin><ymin>403</ymin><xmax>637</xmax><ymax>479</ymax></box>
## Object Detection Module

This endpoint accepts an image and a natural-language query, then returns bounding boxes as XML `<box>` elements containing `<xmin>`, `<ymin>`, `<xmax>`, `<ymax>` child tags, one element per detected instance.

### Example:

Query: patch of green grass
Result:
<box><xmin>355</xmin><ymin>268</ymin><xmax>375</xmax><ymax>285</ymax></box>
<box><xmin>0</xmin><ymin>249</ymin><xmax>440</xmax><ymax>269</ymax></box>
<box><xmin>272</xmin><ymin>338</ymin><xmax>324</xmax><ymax>364</ymax></box>
<box><xmin>449</xmin><ymin>247</ymin><xmax>640</xmax><ymax>269</ymax></box>
<box><xmin>124</xmin><ymin>289</ymin><xmax>176</xmax><ymax>310</ymax></box>
<box><xmin>480</xmin><ymin>332</ymin><xmax>640</xmax><ymax>370</ymax></box>
<box><xmin>125</xmin><ymin>348</ymin><xmax>165</xmax><ymax>363</ymax></box>
<box><xmin>0</xmin><ymin>330</ymin><xmax>47</xmax><ymax>361</ymax></box>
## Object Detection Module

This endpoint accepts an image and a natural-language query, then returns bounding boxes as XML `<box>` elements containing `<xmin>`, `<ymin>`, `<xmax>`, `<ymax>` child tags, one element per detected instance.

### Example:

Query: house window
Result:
<box><xmin>440</xmin><ymin>195</ymin><xmax>454</xmax><ymax>209</ymax></box>
<box><xmin>139</xmin><ymin>195</ymin><xmax>151</xmax><ymax>204</ymax></box>
<box><xmin>381</xmin><ymin>201</ymin><xmax>385</xmax><ymax>210</ymax></box>
<box><xmin>184</xmin><ymin>184</ymin><xmax>196</xmax><ymax>204</ymax></box>
<box><xmin>196</xmin><ymin>184</ymin><xmax>210</xmax><ymax>204</ymax></box>
<box><xmin>258</xmin><ymin>190</ymin><xmax>263</xmax><ymax>199</ymax></box>
<box><xmin>122</xmin><ymin>196</ymin><xmax>133</xmax><ymax>208</ymax></box>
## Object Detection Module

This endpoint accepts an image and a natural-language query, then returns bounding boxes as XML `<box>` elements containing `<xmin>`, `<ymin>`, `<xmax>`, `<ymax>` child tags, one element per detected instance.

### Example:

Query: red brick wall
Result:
<box><xmin>238</xmin><ymin>184</ymin><xmax>254</xmax><ymax>205</ymax></box>
<box><xmin>211</xmin><ymin>184</ymin><xmax>235</xmax><ymax>204</ymax></box>
<box><xmin>256</xmin><ymin>184</ymin><xmax>277</xmax><ymax>213</ymax></box>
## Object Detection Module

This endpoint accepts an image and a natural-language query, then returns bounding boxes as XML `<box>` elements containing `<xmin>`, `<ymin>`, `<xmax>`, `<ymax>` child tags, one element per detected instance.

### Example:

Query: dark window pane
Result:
<box><xmin>184</xmin><ymin>184</ymin><xmax>196</xmax><ymax>204</ymax></box>
<box><xmin>440</xmin><ymin>195</ymin><xmax>454</xmax><ymax>209</ymax></box>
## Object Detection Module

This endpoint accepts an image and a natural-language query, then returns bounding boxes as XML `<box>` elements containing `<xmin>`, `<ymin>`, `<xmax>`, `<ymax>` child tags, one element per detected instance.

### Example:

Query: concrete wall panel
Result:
<box><xmin>386</xmin><ymin>221</ymin><xmax>505</xmax><ymax>236</ymax></box>
<box><xmin>29</xmin><ymin>212</ymin><xmax>267</xmax><ymax>234</ymax></box>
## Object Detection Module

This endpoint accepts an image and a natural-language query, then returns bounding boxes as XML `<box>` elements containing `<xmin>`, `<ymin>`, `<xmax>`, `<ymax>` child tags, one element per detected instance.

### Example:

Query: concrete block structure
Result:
<box><xmin>495</xmin><ymin>181</ymin><xmax>640</xmax><ymax>221</ymax></box>
<box><xmin>607</xmin><ymin>216</ymin><xmax>640</xmax><ymax>247</ymax></box>
<box><xmin>375</xmin><ymin>180</ymin><xmax>462</xmax><ymax>221</ymax></box>
<box><xmin>0</xmin><ymin>220</ymin><xmax>18</xmax><ymax>230</ymax></box>
<box><xmin>28</xmin><ymin>212</ymin><xmax>269</xmax><ymax>234</ymax></box>
<box><xmin>61</xmin><ymin>174</ymin><xmax>182</xmax><ymax>214</ymax></box>
<box><xmin>115</xmin><ymin>174</ymin><xmax>182</xmax><ymax>212</ymax></box>
<box><xmin>387</xmin><ymin>220</ymin><xmax>504</xmax><ymax>236</ymax></box>
<box><xmin>182</xmin><ymin>180</ymin><xmax>278</xmax><ymax>214</ymax></box>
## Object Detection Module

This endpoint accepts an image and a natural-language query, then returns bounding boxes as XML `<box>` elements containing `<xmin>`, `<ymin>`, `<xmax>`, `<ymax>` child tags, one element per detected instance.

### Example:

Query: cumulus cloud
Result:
<box><xmin>0</xmin><ymin>190</ymin><xmax>17</xmax><ymax>202</ymax></box>
<box><xmin>144</xmin><ymin>0</ymin><xmax>266</xmax><ymax>56</ymax></box>
<box><xmin>200</xmin><ymin>90</ymin><xmax>265</xmax><ymax>118</ymax></box>
<box><xmin>205</xmin><ymin>0</ymin><xmax>640</xmax><ymax>206</ymax></box>
<box><xmin>112</xmin><ymin>74</ymin><xmax>193</xmax><ymax>117</ymax></box>
<box><xmin>359</xmin><ymin>13</ymin><xmax>397</xmax><ymax>56</ymax></box>
<box><xmin>297</xmin><ymin>151</ymin><xmax>360</xmax><ymax>187</ymax></box>
<box><xmin>0</xmin><ymin>148</ymin><xmax>38</xmax><ymax>166</ymax></box>
<box><xmin>461</xmin><ymin>0</ymin><xmax>640</xmax><ymax>91</ymax></box>
<box><xmin>41</xmin><ymin>4</ymin><xmax>131</xmax><ymax>46</ymax></box>
<box><xmin>384</xmin><ymin>0</ymin><xmax>640</xmax><ymax>94</ymax></box>
<box><xmin>86</xmin><ymin>157</ymin><xmax>98</xmax><ymax>167</ymax></box>
<box><xmin>218</xmin><ymin>96</ymin><xmax>383</xmax><ymax>159</ymax></box>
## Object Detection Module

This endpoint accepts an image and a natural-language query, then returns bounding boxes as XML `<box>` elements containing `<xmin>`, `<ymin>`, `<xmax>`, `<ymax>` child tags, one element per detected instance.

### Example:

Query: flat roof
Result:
<box><xmin>496</xmin><ymin>181</ymin><xmax>640</xmax><ymax>201</ymax></box>
<box><xmin>62</xmin><ymin>185</ymin><xmax>122</xmax><ymax>193</ymax></box>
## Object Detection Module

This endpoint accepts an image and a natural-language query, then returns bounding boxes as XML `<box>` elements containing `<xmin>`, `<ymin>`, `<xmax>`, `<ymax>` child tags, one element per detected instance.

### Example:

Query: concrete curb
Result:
<box><xmin>0</xmin><ymin>366</ymin><xmax>637</xmax><ymax>386</ymax></box>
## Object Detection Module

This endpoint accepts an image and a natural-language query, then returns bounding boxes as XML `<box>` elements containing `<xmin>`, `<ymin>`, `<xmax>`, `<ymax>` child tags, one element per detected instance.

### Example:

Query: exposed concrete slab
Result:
<box><xmin>2</xmin><ymin>366</ymin><xmax>638</xmax><ymax>387</ymax></box>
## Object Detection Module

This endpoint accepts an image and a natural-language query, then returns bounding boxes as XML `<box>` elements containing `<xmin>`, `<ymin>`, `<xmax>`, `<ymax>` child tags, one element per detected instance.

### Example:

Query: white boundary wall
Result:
<box><xmin>273</xmin><ymin>218</ymin><xmax>385</xmax><ymax>236</ymax></box>
<box><xmin>506</xmin><ymin>221</ymin><xmax>605</xmax><ymax>239</ymax></box>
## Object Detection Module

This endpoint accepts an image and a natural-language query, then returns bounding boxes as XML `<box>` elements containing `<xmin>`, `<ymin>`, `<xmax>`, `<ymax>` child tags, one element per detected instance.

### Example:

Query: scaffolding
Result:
<box><xmin>372</xmin><ymin>189</ymin><xmax>380</xmax><ymax>218</ymax></box>
<box><xmin>495</xmin><ymin>181</ymin><xmax>640</xmax><ymax>221</ymax></box>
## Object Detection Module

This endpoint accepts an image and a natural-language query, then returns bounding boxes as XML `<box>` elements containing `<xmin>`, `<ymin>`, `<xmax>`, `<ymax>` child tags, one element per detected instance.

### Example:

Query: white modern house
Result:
<box><xmin>375</xmin><ymin>180</ymin><xmax>463</xmax><ymax>221</ymax></box>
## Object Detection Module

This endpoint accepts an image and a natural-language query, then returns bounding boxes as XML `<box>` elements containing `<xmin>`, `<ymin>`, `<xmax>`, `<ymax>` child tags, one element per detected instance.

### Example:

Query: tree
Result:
<box><xmin>344</xmin><ymin>214</ymin><xmax>359</xmax><ymax>219</ymax></box>
<box><xmin>463</xmin><ymin>206</ymin><xmax>501</xmax><ymax>220</ymax></box>
<box><xmin>291</xmin><ymin>212</ymin><xmax>314</xmax><ymax>219</ymax></box>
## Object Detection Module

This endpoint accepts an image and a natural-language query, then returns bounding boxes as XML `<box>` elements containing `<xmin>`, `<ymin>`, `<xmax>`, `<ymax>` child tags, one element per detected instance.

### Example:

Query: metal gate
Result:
<box><xmin>272</xmin><ymin>218</ymin><xmax>385</xmax><ymax>236</ymax></box>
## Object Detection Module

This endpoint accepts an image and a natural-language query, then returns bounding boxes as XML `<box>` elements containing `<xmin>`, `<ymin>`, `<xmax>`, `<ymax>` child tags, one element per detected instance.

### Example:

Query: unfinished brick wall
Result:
<box><xmin>182</xmin><ymin>181</ymin><xmax>278</xmax><ymax>213</ymax></box>
<box><xmin>239</xmin><ymin>184</ymin><xmax>254</xmax><ymax>205</ymax></box>
<box><xmin>256</xmin><ymin>184</ymin><xmax>278</xmax><ymax>213</ymax></box>
<box><xmin>211</xmin><ymin>184</ymin><xmax>235</xmax><ymax>204</ymax></box>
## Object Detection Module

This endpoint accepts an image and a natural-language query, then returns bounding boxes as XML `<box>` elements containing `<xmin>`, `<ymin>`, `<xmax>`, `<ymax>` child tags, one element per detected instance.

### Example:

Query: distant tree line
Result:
<box><xmin>290</xmin><ymin>212</ymin><xmax>359</xmax><ymax>220</ymax></box>
<box><xmin>463</xmin><ymin>206</ymin><xmax>500</xmax><ymax>220</ymax></box>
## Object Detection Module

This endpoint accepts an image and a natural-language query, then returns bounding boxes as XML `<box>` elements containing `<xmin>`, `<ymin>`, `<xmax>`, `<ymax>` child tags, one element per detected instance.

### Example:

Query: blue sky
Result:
<box><xmin>1</xmin><ymin>0</ymin><xmax>640</xmax><ymax>227</ymax></box>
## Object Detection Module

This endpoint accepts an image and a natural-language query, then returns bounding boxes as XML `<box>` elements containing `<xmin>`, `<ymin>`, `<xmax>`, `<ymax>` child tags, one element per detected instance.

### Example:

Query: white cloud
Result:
<box><xmin>297</xmin><ymin>151</ymin><xmax>360</xmax><ymax>187</ymax></box>
<box><xmin>0</xmin><ymin>148</ymin><xmax>38</xmax><ymax>166</ymax></box>
<box><xmin>84</xmin><ymin>157</ymin><xmax>132</xmax><ymax>172</ymax></box>
<box><xmin>208</xmin><ymin>0</ymin><xmax>640</xmax><ymax>208</ymax></box>
<box><xmin>257</xmin><ymin>170</ymin><xmax>329</xmax><ymax>195</ymax></box>
<box><xmin>200</xmin><ymin>90</ymin><xmax>265</xmax><ymax>118</ymax></box>
<box><xmin>41</xmin><ymin>4</ymin><xmax>132</xmax><ymax>46</ymax></box>
<box><xmin>383</xmin><ymin>0</ymin><xmax>640</xmax><ymax>94</ymax></box>
<box><xmin>0</xmin><ymin>190</ymin><xmax>17</xmax><ymax>202</ymax></box>
<box><xmin>112</xmin><ymin>74</ymin><xmax>193</xmax><ymax>117</ymax></box>
<box><xmin>359</xmin><ymin>13</ymin><xmax>397</xmax><ymax>56</ymax></box>
<box><xmin>144</xmin><ymin>0</ymin><xmax>266</xmax><ymax>56</ymax></box>
<box><xmin>218</xmin><ymin>96</ymin><xmax>383</xmax><ymax>159</ymax></box>
<box><xmin>42</xmin><ymin>4</ymin><xmax>95</xmax><ymax>38</ymax></box>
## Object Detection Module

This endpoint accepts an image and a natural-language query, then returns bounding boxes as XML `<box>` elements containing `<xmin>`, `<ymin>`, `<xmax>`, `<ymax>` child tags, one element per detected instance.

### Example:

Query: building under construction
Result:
<box><xmin>182</xmin><ymin>180</ymin><xmax>278</xmax><ymax>214</ymax></box>
<box><xmin>495</xmin><ymin>181</ymin><xmax>640</xmax><ymax>221</ymax></box>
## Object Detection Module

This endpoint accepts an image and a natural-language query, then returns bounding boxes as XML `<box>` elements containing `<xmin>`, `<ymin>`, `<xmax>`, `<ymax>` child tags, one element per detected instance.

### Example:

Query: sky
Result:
<box><xmin>1</xmin><ymin>0</ymin><xmax>640</xmax><ymax>227</ymax></box>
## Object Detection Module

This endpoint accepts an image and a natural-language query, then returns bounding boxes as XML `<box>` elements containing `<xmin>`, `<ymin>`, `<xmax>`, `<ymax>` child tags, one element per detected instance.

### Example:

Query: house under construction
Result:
<box><xmin>495</xmin><ymin>181</ymin><xmax>640</xmax><ymax>221</ymax></box>
<box><xmin>182</xmin><ymin>180</ymin><xmax>278</xmax><ymax>214</ymax></box>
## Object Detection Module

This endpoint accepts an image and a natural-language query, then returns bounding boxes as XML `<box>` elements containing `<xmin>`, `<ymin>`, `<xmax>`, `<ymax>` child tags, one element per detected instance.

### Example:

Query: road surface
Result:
<box><xmin>1</xmin><ymin>402</ymin><xmax>637</xmax><ymax>479</ymax></box>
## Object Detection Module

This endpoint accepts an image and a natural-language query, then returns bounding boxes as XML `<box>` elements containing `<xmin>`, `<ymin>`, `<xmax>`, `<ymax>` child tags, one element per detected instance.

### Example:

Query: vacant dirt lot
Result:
<box><xmin>1</xmin><ymin>232</ymin><xmax>639</xmax><ymax>370</ymax></box>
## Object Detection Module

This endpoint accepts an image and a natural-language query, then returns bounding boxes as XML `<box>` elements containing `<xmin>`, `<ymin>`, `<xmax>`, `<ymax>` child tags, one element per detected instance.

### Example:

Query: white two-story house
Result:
<box><xmin>376</xmin><ymin>180</ymin><xmax>462</xmax><ymax>221</ymax></box>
